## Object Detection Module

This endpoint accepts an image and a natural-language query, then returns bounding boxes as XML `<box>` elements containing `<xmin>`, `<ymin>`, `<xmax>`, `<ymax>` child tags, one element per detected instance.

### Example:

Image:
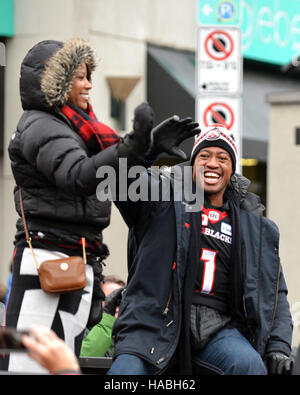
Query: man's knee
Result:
<box><xmin>107</xmin><ymin>354</ymin><xmax>158</xmax><ymax>375</ymax></box>
<box><xmin>228</xmin><ymin>349</ymin><xmax>267</xmax><ymax>375</ymax></box>
<box><xmin>197</xmin><ymin>328</ymin><xmax>268</xmax><ymax>375</ymax></box>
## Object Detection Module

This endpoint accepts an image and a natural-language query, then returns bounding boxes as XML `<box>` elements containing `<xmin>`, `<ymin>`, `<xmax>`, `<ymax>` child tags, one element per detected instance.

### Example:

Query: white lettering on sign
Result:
<box><xmin>219</xmin><ymin>3</ymin><xmax>234</xmax><ymax>18</ymax></box>
<box><xmin>291</xmin><ymin>15</ymin><xmax>300</xmax><ymax>55</ymax></box>
<box><xmin>257</xmin><ymin>6</ymin><xmax>273</xmax><ymax>44</ymax></box>
<box><xmin>274</xmin><ymin>11</ymin><xmax>290</xmax><ymax>47</ymax></box>
<box><xmin>241</xmin><ymin>1</ymin><xmax>300</xmax><ymax>57</ymax></box>
<box><xmin>241</xmin><ymin>0</ymin><xmax>254</xmax><ymax>52</ymax></box>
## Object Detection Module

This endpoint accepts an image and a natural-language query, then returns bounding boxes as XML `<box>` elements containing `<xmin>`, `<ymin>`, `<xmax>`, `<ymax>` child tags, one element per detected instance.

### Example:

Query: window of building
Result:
<box><xmin>110</xmin><ymin>96</ymin><xmax>126</xmax><ymax>131</ymax></box>
<box><xmin>107</xmin><ymin>76</ymin><xmax>140</xmax><ymax>132</ymax></box>
<box><xmin>295</xmin><ymin>128</ymin><xmax>300</xmax><ymax>145</ymax></box>
<box><xmin>242</xmin><ymin>158</ymin><xmax>266</xmax><ymax>212</ymax></box>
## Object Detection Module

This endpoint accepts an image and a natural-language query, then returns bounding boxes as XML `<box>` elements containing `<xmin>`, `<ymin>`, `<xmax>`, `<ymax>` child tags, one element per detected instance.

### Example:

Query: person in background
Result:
<box><xmin>101</xmin><ymin>275</ymin><xmax>125</xmax><ymax>320</ymax></box>
<box><xmin>3</xmin><ymin>36</ymin><xmax>198</xmax><ymax>374</ymax></box>
<box><xmin>80</xmin><ymin>275</ymin><xmax>125</xmax><ymax>357</ymax></box>
<box><xmin>101</xmin><ymin>275</ymin><xmax>125</xmax><ymax>312</ymax></box>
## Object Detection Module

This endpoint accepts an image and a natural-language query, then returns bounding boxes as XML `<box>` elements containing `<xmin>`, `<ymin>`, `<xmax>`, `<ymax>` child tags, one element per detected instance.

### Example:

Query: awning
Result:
<box><xmin>107</xmin><ymin>77</ymin><xmax>140</xmax><ymax>101</ymax></box>
<box><xmin>148</xmin><ymin>45</ymin><xmax>195</xmax><ymax>98</ymax></box>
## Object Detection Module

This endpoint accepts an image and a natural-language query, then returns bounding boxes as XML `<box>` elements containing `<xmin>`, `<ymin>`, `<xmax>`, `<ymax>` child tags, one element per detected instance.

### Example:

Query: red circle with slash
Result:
<box><xmin>203</xmin><ymin>102</ymin><xmax>234</xmax><ymax>130</ymax></box>
<box><xmin>204</xmin><ymin>30</ymin><xmax>234</xmax><ymax>61</ymax></box>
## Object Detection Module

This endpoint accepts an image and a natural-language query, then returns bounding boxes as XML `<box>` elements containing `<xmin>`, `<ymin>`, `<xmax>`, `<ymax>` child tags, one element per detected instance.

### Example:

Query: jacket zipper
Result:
<box><xmin>158</xmin><ymin>257</ymin><xmax>177</xmax><ymax>364</ymax></box>
<box><xmin>265</xmin><ymin>256</ymin><xmax>281</xmax><ymax>343</ymax></box>
<box><xmin>242</xmin><ymin>242</ymin><xmax>254</xmax><ymax>341</ymax></box>
<box><xmin>162</xmin><ymin>287</ymin><xmax>173</xmax><ymax>316</ymax></box>
<box><xmin>162</xmin><ymin>259</ymin><xmax>176</xmax><ymax>316</ymax></box>
<box><xmin>256</xmin><ymin>216</ymin><xmax>263</xmax><ymax>329</ymax></box>
<box><xmin>242</xmin><ymin>240</ymin><xmax>257</xmax><ymax>344</ymax></box>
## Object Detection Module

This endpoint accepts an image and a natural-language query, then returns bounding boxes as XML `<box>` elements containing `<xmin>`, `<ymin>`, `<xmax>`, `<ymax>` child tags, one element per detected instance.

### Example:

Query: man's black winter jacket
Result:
<box><xmin>112</xmin><ymin>165</ymin><xmax>293</xmax><ymax>372</ymax></box>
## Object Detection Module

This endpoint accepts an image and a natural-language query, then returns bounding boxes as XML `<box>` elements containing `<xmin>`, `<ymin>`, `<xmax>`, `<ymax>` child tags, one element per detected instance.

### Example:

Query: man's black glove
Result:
<box><xmin>264</xmin><ymin>352</ymin><xmax>294</xmax><ymax>375</ymax></box>
<box><xmin>147</xmin><ymin>116</ymin><xmax>200</xmax><ymax>161</ymax></box>
<box><xmin>103</xmin><ymin>287</ymin><xmax>124</xmax><ymax>316</ymax></box>
<box><xmin>121</xmin><ymin>102</ymin><xmax>200</xmax><ymax>162</ymax></box>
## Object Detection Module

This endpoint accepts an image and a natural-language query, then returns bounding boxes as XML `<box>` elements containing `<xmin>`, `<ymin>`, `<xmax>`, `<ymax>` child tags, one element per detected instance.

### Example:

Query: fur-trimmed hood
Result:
<box><xmin>19</xmin><ymin>38</ymin><xmax>98</xmax><ymax>111</ymax></box>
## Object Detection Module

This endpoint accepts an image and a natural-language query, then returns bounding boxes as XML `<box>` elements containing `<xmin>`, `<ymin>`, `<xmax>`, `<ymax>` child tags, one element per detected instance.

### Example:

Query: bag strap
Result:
<box><xmin>19</xmin><ymin>188</ymin><xmax>86</xmax><ymax>269</ymax></box>
<box><xmin>81</xmin><ymin>237</ymin><xmax>87</xmax><ymax>264</ymax></box>
<box><xmin>19</xmin><ymin>188</ymin><xmax>40</xmax><ymax>269</ymax></box>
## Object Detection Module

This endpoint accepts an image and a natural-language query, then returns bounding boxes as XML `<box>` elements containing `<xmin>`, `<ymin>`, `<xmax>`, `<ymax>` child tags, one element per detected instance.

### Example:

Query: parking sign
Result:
<box><xmin>198</xmin><ymin>0</ymin><xmax>240</xmax><ymax>26</ymax></box>
<box><xmin>218</xmin><ymin>1</ymin><xmax>236</xmax><ymax>20</ymax></box>
<box><xmin>197</xmin><ymin>26</ymin><xmax>242</xmax><ymax>94</ymax></box>
<box><xmin>196</xmin><ymin>95</ymin><xmax>242</xmax><ymax>173</ymax></box>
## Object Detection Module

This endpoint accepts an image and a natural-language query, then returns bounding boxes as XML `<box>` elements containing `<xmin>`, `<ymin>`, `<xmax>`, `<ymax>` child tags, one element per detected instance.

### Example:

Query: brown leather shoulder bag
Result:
<box><xmin>19</xmin><ymin>189</ymin><xmax>87</xmax><ymax>293</ymax></box>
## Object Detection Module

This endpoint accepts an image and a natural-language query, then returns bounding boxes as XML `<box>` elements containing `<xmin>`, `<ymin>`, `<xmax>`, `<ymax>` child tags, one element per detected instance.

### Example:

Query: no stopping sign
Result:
<box><xmin>197</xmin><ymin>26</ymin><xmax>242</xmax><ymax>94</ymax></box>
<box><xmin>204</xmin><ymin>30</ymin><xmax>234</xmax><ymax>61</ymax></box>
<box><xmin>196</xmin><ymin>95</ymin><xmax>241</xmax><ymax>149</ymax></box>
<box><xmin>203</xmin><ymin>101</ymin><xmax>234</xmax><ymax>129</ymax></box>
<box><xmin>196</xmin><ymin>96</ymin><xmax>241</xmax><ymax>172</ymax></box>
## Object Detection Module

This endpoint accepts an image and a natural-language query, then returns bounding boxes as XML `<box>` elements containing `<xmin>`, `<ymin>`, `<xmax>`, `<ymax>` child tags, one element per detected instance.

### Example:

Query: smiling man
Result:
<box><xmin>186</xmin><ymin>125</ymin><xmax>293</xmax><ymax>375</ymax></box>
<box><xmin>191</xmin><ymin>124</ymin><xmax>236</xmax><ymax>206</ymax></box>
<box><xmin>107</xmin><ymin>120</ymin><xmax>294</xmax><ymax>376</ymax></box>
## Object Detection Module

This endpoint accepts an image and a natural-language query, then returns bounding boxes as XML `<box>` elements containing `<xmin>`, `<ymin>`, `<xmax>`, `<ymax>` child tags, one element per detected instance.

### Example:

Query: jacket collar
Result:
<box><xmin>160</xmin><ymin>162</ymin><xmax>264</xmax><ymax>215</ymax></box>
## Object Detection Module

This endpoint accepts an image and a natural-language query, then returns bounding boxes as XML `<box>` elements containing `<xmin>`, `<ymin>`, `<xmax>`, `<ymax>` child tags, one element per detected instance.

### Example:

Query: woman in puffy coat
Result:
<box><xmin>1</xmin><ymin>38</ymin><xmax>122</xmax><ymax>373</ymax></box>
<box><xmin>2</xmin><ymin>38</ymin><xmax>198</xmax><ymax>373</ymax></box>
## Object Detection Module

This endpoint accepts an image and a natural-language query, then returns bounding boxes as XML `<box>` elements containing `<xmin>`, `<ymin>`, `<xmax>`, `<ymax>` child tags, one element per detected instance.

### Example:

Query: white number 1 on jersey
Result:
<box><xmin>200</xmin><ymin>248</ymin><xmax>217</xmax><ymax>294</ymax></box>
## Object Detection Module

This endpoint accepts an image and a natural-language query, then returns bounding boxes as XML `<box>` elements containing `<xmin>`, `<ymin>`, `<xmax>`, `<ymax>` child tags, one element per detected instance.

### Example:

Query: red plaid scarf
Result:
<box><xmin>60</xmin><ymin>102</ymin><xmax>121</xmax><ymax>153</ymax></box>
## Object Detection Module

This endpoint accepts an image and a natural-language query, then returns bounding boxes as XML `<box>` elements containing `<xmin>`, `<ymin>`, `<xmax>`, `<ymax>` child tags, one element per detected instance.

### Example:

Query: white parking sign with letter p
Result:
<box><xmin>218</xmin><ymin>1</ymin><xmax>237</xmax><ymax>21</ymax></box>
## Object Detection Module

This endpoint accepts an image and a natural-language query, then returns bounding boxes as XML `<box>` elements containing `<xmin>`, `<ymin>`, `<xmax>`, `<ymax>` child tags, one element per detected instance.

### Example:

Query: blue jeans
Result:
<box><xmin>107</xmin><ymin>328</ymin><xmax>267</xmax><ymax>375</ymax></box>
<box><xmin>192</xmin><ymin>328</ymin><xmax>267</xmax><ymax>375</ymax></box>
<box><xmin>107</xmin><ymin>353</ymin><xmax>159</xmax><ymax>375</ymax></box>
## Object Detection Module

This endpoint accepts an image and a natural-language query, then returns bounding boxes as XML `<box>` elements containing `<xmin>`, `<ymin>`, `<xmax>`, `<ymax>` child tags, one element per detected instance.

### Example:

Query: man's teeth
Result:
<box><xmin>205</xmin><ymin>172</ymin><xmax>220</xmax><ymax>178</ymax></box>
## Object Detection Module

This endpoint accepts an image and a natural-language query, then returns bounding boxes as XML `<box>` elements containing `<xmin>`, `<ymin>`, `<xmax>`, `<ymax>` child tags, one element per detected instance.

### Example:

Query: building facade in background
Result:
<box><xmin>1</xmin><ymin>0</ymin><xmax>300</xmax><ymax>345</ymax></box>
